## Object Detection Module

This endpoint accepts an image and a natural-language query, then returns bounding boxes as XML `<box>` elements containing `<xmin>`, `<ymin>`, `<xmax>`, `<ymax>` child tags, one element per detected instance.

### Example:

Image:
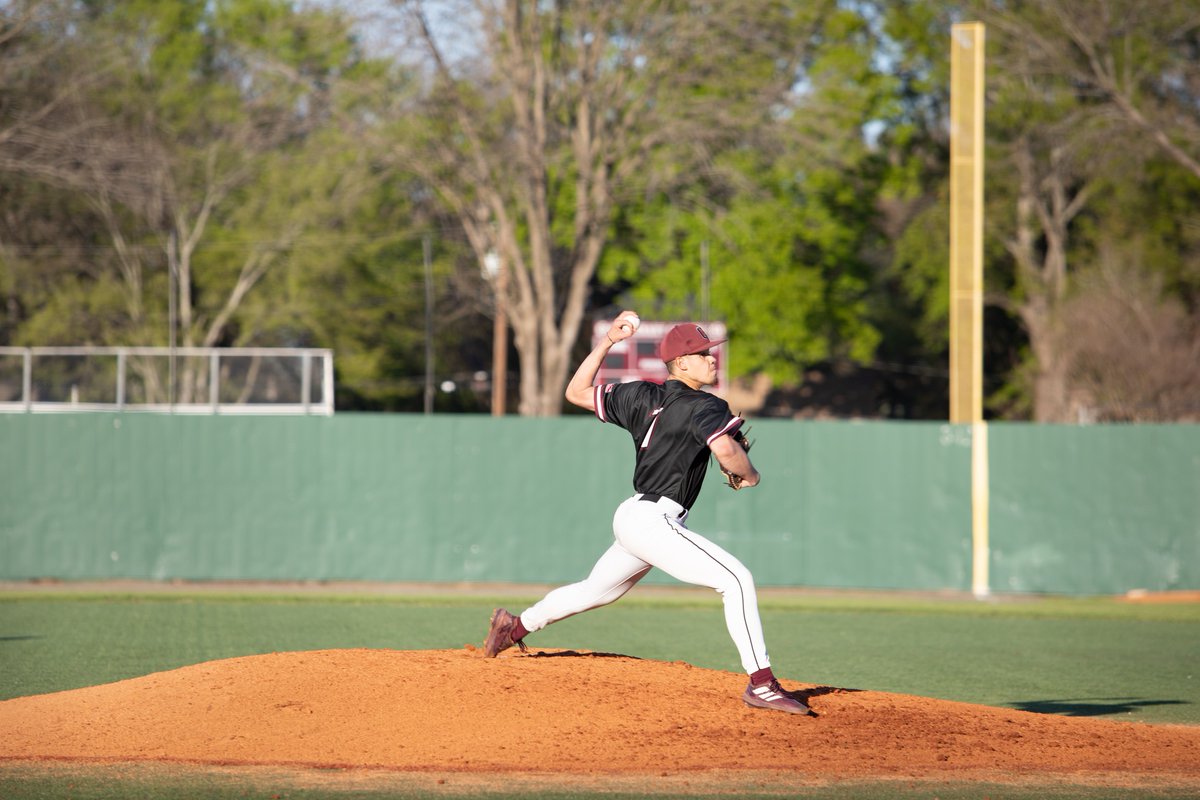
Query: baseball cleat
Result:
<box><xmin>742</xmin><ymin>679</ymin><xmax>812</xmax><ymax>715</ymax></box>
<box><xmin>483</xmin><ymin>607</ymin><xmax>528</xmax><ymax>658</ymax></box>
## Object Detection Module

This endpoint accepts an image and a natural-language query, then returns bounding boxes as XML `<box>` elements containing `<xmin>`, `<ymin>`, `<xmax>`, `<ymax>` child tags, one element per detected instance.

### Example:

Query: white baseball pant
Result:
<box><xmin>519</xmin><ymin>493</ymin><xmax>771</xmax><ymax>675</ymax></box>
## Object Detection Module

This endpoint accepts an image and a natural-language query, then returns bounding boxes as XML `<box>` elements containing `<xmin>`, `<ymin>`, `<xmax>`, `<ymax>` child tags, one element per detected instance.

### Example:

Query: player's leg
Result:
<box><xmin>484</xmin><ymin>516</ymin><xmax>651</xmax><ymax>657</ymax></box>
<box><xmin>613</xmin><ymin>498</ymin><xmax>768</xmax><ymax>675</ymax></box>
<box><xmin>516</xmin><ymin>540</ymin><xmax>651</xmax><ymax>635</ymax></box>
<box><xmin>613</xmin><ymin>500</ymin><xmax>810</xmax><ymax>713</ymax></box>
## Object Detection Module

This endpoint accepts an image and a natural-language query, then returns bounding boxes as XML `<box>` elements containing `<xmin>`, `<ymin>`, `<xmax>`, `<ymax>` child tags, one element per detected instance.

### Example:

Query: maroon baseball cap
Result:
<box><xmin>658</xmin><ymin>323</ymin><xmax>726</xmax><ymax>362</ymax></box>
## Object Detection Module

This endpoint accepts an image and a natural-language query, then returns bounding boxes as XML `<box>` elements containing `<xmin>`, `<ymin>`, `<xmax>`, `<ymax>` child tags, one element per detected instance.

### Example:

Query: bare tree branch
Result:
<box><xmin>384</xmin><ymin>0</ymin><xmax>823</xmax><ymax>414</ymax></box>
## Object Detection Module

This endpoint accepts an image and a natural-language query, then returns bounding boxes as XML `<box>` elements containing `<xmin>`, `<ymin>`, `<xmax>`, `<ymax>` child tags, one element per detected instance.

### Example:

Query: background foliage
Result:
<box><xmin>1</xmin><ymin>0</ymin><xmax>1197</xmax><ymax>419</ymax></box>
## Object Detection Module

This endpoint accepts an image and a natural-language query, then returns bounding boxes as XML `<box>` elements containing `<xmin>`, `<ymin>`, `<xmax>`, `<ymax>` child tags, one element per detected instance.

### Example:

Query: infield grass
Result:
<box><xmin>2</xmin><ymin>760</ymin><xmax>1198</xmax><ymax>800</ymax></box>
<box><xmin>1</xmin><ymin>587</ymin><xmax>1197</xmax><ymax>799</ymax></box>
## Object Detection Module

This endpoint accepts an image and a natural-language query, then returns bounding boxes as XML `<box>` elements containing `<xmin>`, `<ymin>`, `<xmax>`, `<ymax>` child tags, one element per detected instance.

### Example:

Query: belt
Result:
<box><xmin>635</xmin><ymin>492</ymin><xmax>688</xmax><ymax>521</ymax></box>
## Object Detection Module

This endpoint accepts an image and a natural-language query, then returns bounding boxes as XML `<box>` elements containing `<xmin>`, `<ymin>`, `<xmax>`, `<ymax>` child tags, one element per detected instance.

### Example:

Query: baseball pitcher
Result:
<box><xmin>483</xmin><ymin>313</ymin><xmax>811</xmax><ymax>715</ymax></box>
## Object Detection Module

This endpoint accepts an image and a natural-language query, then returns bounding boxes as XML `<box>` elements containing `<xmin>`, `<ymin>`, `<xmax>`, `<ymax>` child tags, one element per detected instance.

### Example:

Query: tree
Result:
<box><xmin>605</xmin><ymin>3</ymin><xmax>902</xmax><ymax>389</ymax></box>
<box><xmin>1054</xmin><ymin>246</ymin><xmax>1200</xmax><ymax>421</ymax></box>
<box><xmin>379</xmin><ymin>0</ymin><xmax>831</xmax><ymax>416</ymax></box>
<box><xmin>0</xmin><ymin>0</ymin><xmax>375</xmax><ymax>402</ymax></box>
<box><xmin>977</xmin><ymin>0</ymin><xmax>1200</xmax><ymax>420</ymax></box>
<box><xmin>985</xmin><ymin>0</ymin><xmax>1200</xmax><ymax>182</ymax></box>
<box><xmin>1</xmin><ymin>0</ymin><xmax>171</xmax><ymax>382</ymax></box>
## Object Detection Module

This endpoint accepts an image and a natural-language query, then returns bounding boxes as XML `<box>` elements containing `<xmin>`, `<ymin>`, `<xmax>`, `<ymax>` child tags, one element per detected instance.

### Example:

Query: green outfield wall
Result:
<box><xmin>988</xmin><ymin>424</ymin><xmax>1199</xmax><ymax>594</ymax></box>
<box><xmin>0</xmin><ymin>414</ymin><xmax>1195</xmax><ymax>594</ymax></box>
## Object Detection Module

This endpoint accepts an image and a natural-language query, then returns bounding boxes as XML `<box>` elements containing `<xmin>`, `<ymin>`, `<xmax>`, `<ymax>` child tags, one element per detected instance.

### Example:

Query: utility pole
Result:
<box><xmin>423</xmin><ymin>234</ymin><xmax>435</xmax><ymax>414</ymax></box>
<box><xmin>485</xmin><ymin>250</ymin><xmax>507</xmax><ymax>416</ymax></box>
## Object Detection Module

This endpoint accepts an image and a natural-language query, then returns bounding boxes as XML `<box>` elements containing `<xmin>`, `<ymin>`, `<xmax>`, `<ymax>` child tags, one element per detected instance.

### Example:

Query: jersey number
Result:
<box><xmin>640</xmin><ymin>407</ymin><xmax>664</xmax><ymax>449</ymax></box>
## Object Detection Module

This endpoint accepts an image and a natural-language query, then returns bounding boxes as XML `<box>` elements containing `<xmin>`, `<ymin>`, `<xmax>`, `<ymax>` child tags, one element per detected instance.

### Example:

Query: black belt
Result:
<box><xmin>637</xmin><ymin>493</ymin><xmax>688</xmax><ymax>520</ymax></box>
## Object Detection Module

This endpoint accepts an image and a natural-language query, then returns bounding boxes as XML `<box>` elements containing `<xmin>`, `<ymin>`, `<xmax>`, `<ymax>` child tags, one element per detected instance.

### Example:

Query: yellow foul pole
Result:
<box><xmin>950</xmin><ymin>22</ymin><xmax>989</xmax><ymax>597</ymax></box>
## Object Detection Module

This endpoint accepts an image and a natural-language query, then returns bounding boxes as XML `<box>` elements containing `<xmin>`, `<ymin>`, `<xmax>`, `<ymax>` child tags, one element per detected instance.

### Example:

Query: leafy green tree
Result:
<box><xmin>974</xmin><ymin>0</ymin><xmax>1200</xmax><ymax>420</ymax></box>
<box><xmin>859</xmin><ymin>0</ymin><xmax>1198</xmax><ymax>420</ymax></box>
<box><xmin>602</xmin><ymin>3</ymin><xmax>905</xmax><ymax>394</ymax></box>
<box><xmin>0</xmin><ymin>0</ymin><xmax>394</xmax><ymax>403</ymax></box>
<box><xmin>378</xmin><ymin>0</ymin><xmax>834</xmax><ymax>415</ymax></box>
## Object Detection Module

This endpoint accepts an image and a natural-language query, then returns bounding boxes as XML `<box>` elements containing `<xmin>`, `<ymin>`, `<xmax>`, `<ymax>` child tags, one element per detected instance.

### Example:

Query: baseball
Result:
<box><xmin>619</xmin><ymin>314</ymin><xmax>641</xmax><ymax>333</ymax></box>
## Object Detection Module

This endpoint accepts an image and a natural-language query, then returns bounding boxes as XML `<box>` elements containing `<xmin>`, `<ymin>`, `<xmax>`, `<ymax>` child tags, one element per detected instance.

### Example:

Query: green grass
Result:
<box><xmin>0</xmin><ymin>761</ymin><xmax>1197</xmax><ymax>800</ymax></box>
<box><xmin>1</xmin><ymin>589</ymin><xmax>1198</xmax><ymax>799</ymax></box>
<box><xmin>2</xmin><ymin>590</ymin><xmax>1195</xmax><ymax>724</ymax></box>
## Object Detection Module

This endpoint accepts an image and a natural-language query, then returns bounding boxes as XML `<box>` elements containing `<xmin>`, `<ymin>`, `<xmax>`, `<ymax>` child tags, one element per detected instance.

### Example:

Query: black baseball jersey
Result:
<box><xmin>592</xmin><ymin>379</ymin><xmax>744</xmax><ymax>509</ymax></box>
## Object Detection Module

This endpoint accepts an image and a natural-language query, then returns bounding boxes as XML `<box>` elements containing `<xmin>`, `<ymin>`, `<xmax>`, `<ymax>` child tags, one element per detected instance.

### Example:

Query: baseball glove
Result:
<box><xmin>720</xmin><ymin>425</ymin><xmax>753</xmax><ymax>490</ymax></box>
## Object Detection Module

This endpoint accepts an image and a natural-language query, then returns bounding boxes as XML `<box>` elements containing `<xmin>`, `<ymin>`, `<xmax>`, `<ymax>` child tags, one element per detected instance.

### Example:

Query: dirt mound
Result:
<box><xmin>2</xmin><ymin>648</ymin><xmax>1199</xmax><ymax>783</ymax></box>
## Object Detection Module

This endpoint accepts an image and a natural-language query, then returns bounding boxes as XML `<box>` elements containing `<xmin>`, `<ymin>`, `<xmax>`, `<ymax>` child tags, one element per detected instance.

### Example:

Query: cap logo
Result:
<box><xmin>695</xmin><ymin>326</ymin><xmax>709</xmax><ymax>341</ymax></box>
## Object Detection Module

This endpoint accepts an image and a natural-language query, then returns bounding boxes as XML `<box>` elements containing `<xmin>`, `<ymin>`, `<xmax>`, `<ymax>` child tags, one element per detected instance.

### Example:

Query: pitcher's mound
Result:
<box><xmin>2</xmin><ymin>647</ymin><xmax>1198</xmax><ymax>782</ymax></box>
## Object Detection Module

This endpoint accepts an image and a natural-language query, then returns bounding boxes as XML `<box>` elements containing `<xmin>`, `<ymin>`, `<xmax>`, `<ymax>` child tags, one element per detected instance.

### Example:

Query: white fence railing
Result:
<box><xmin>0</xmin><ymin>346</ymin><xmax>334</xmax><ymax>415</ymax></box>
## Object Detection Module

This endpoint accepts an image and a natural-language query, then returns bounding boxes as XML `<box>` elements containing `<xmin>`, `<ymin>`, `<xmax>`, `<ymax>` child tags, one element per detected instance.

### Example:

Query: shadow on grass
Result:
<box><xmin>1009</xmin><ymin>697</ymin><xmax>1190</xmax><ymax>717</ymax></box>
